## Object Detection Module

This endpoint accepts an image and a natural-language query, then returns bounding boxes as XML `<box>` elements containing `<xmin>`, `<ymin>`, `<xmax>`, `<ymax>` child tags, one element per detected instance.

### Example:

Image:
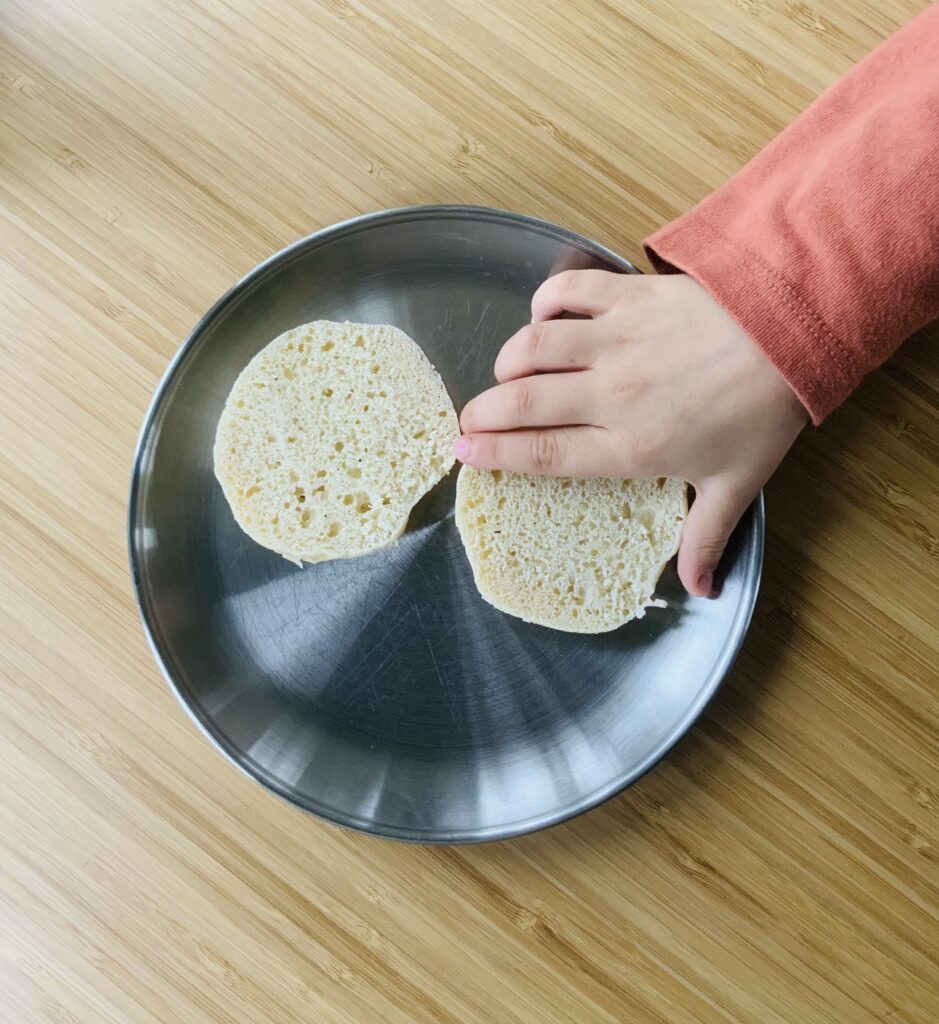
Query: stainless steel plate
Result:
<box><xmin>130</xmin><ymin>205</ymin><xmax>762</xmax><ymax>843</ymax></box>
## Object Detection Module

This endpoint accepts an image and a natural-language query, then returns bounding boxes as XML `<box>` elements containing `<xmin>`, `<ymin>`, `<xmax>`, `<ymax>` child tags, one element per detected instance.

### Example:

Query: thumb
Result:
<box><xmin>677</xmin><ymin>481</ymin><xmax>751</xmax><ymax>598</ymax></box>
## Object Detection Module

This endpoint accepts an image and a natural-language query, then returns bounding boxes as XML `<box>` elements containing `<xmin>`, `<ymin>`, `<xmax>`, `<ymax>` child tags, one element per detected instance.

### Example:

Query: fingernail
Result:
<box><xmin>698</xmin><ymin>572</ymin><xmax>716</xmax><ymax>598</ymax></box>
<box><xmin>455</xmin><ymin>437</ymin><xmax>472</xmax><ymax>462</ymax></box>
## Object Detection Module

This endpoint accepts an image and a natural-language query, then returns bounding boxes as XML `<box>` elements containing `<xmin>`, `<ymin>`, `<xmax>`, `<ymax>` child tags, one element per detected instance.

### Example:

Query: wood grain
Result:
<box><xmin>2</xmin><ymin>1</ymin><xmax>937</xmax><ymax>1021</ymax></box>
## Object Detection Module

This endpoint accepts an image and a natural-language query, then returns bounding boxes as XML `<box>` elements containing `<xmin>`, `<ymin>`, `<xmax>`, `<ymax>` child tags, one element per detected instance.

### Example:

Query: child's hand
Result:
<box><xmin>456</xmin><ymin>270</ymin><xmax>808</xmax><ymax>597</ymax></box>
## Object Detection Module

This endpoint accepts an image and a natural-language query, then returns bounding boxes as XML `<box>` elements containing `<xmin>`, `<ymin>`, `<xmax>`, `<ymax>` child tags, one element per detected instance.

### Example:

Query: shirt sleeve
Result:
<box><xmin>643</xmin><ymin>4</ymin><xmax>939</xmax><ymax>424</ymax></box>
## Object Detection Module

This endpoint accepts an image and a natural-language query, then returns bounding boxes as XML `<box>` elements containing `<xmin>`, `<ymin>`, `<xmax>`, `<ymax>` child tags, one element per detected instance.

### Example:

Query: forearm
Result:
<box><xmin>644</xmin><ymin>4</ymin><xmax>939</xmax><ymax>424</ymax></box>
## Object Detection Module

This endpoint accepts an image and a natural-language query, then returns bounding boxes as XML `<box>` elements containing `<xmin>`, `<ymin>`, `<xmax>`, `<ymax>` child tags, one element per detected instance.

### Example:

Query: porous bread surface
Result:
<box><xmin>214</xmin><ymin>321</ymin><xmax>459</xmax><ymax>563</ymax></box>
<box><xmin>456</xmin><ymin>469</ymin><xmax>687</xmax><ymax>633</ymax></box>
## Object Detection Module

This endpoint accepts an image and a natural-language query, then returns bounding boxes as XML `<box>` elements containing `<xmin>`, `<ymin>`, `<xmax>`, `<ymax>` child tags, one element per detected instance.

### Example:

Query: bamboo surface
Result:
<box><xmin>1</xmin><ymin>2</ymin><xmax>937</xmax><ymax>1022</ymax></box>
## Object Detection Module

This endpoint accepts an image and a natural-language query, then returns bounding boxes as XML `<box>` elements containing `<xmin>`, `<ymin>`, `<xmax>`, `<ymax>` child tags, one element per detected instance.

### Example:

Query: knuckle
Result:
<box><xmin>609</xmin><ymin>373</ymin><xmax>646</xmax><ymax>399</ymax></box>
<box><xmin>616</xmin><ymin>273</ymin><xmax>648</xmax><ymax>301</ymax></box>
<box><xmin>512</xmin><ymin>380</ymin><xmax>534</xmax><ymax>418</ymax></box>
<box><xmin>530</xmin><ymin>431</ymin><xmax>561</xmax><ymax>472</ymax></box>
<box><xmin>564</xmin><ymin>268</ymin><xmax>592</xmax><ymax>301</ymax></box>
<box><xmin>695</xmin><ymin>529</ymin><xmax>730</xmax><ymax>558</ymax></box>
<box><xmin>542</xmin><ymin>269</ymin><xmax>582</xmax><ymax>304</ymax></box>
<box><xmin>522</xmin><ymin>322</ymin><xmax>547</xmax><ymax>358</ymax></box>
<box><xmin>554</xmin><ymin>268</ymin><xmax>581</xmax><ymax>291</ymax></box>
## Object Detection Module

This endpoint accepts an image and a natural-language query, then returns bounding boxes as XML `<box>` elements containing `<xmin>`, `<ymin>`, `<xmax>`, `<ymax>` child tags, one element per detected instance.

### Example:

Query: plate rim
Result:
<box><xmin>128</xmin><ymin>204</ymin><xmax>764</xmax><ymax>844</ymax></box>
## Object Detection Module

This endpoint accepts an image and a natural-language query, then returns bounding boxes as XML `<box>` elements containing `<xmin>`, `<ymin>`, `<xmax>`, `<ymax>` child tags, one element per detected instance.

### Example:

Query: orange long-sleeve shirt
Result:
<box><xmin>644</xmin><ymin>5</ymin><xmax>939</xmax><ymax>424</ymax></box>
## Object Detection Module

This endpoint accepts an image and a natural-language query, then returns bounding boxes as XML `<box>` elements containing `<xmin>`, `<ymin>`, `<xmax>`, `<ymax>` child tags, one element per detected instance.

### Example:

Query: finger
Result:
<box><xmin>494</xmin><ymin>319</ymin><xmax>607</xmax><ymax>383</ymax></box>
<box><xmin>460</xmin><ymin>374</ymin><xmax>596</xmax><ymax>434</ymax></box>
<box><xmin>531</xmin><ymin>269</ymin><xmax>625</xmax><ymax>322</ymax></box>
<box><xmin>677</xmin><ymin>482</ymin><xmax>751</xmax><ymax>598</ymax></box>
<box><xmin>456</xmin><ymin>426</ymin><xmax>610</xmax><ymax>476</ymax></box>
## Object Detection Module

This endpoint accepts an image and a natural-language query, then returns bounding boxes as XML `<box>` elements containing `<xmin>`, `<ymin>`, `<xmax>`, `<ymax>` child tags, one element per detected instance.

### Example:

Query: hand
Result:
<box><xmin>456</xmin><ymin>270</ymin><xmax>808</xmax><ymax>597</ymax></box>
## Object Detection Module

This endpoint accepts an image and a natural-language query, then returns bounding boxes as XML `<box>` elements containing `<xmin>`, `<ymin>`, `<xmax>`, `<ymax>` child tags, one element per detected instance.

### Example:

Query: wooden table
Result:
<box><xmin>2</xmin><ymin>2</ymin><xmax>937</xmax><ymax>1021</ymax></box>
